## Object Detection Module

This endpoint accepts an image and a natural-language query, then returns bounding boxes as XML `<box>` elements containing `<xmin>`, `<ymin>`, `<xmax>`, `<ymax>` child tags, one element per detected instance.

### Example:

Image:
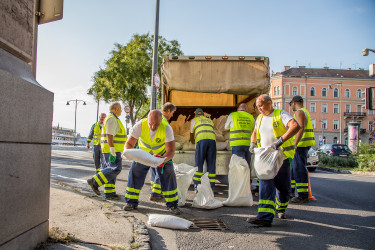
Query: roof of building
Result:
<box><xmin>277</xmin><ymin>67</ymin><xmax>374</xmax><ymax>79</ymax></box>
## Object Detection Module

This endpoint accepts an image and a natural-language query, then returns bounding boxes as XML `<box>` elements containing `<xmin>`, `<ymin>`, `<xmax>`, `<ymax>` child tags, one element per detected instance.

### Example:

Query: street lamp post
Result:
<box><xmin>66</xmin><ymin>99</ymin><xmax>86</xmax><ymax>146</ymax></box>
<box><xmin>150</xmin><ymin>0</ymin><xmax>160</xmax><ymax>110</ymax></box>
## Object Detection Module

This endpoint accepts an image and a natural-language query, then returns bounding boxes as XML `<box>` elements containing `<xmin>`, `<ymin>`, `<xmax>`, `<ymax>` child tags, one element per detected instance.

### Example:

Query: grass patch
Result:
<box><xmin>35</xmin><ymin>227</ymin><xmax>79</xmax><ymax>249</ymax></box>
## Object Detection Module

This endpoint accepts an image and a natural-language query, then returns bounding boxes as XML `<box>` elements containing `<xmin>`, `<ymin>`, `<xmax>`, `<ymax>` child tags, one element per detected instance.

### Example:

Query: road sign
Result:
<box><xmin>154</xmin><ymin>73</ymin><xmax>160</xmax><ymax>89</ymax></box>
<box><xmin>124</xmin><ymin>105</ymin><xmax>131</xmax><ymax>114</ymax></box>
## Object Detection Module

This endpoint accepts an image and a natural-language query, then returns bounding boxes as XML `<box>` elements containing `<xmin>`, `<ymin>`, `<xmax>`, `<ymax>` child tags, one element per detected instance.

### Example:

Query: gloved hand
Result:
<box><xmin>272</xmin><ymin>137</ymin><xmax>283</xmax><ymax>150</ymax></box>
<box><xmin>109</xmin><ymin>147</ymin><xmax>116</xmax><ymax>162</ymax></box>
<box><xmin>249</xmin><ymin>142</ymin><xmax>256</xmax><ymax>153</ymax></box>
<box><xmin>154</xmin><ymin>154</ymin><xmax>166</xmax><ymax>168</ymax></box>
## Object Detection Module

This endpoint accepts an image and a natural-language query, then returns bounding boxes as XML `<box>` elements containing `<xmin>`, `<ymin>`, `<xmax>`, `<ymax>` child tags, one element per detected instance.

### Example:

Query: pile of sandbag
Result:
<box><xmin>170</xmin><ymin>114</ymin><xmax>230</xmax><ymax>151</ymax></box>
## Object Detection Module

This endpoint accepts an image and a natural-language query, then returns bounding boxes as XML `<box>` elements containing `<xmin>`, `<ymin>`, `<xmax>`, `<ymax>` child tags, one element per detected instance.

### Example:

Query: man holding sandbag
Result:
<box><xmin>87</xmin><ymin>102</ymin><xmax>127</xmax><ymax>200</ymax></box>
<box><xmin>149</xmin><ymin>102</ymin><xmax>177</xmax><ymax>202</ymax></box>
<box><xmin>124</xmin><ymin>110</ymin><xmax>180</xmax><ymax>215</ymax></box>
<box><xmin>248</xmin><ymin>94</ymin><xmax>300</xmax><ymax>227</ymax></box>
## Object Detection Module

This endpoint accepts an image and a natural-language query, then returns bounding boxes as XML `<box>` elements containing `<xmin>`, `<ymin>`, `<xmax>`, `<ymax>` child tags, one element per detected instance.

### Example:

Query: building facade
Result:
<box><xmin>271</xmin><ymin>66</ymin><xmax>375</xmax><ymax>148</ymax></box>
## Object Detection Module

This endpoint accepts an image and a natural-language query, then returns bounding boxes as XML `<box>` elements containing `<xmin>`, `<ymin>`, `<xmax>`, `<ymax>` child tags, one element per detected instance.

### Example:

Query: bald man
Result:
<box><xmin>123</xmin><ymin>110</ymin><xmax>180</xmax><ymax>215</ymax></box>
<box><xmin>87</xmin><ymin>113</ymin><xmax>107</xmax><ymax>173</ymax></box>
<box><xmin>225</xmin><ymin>103</ymin><xmax>255</xmax><ymax>166</ymax></box>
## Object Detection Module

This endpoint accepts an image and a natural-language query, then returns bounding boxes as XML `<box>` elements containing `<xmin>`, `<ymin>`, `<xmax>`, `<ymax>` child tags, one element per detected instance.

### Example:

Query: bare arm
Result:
<box><xmin>107</xmin><ymin>134</ymin><xmax>115</xmax><ymax>148</ymax></box>
<box><xmin>163</xmin><ymin>141</ymin><xmax>175</xmax><ymax>162</ymax></box>
<box><xmin>190</xmin><ymin>133</ymin><xmax>195</xmax><ymax>144</ymax></box>
<box><xmin>125</xmin><ymin>136</ymin><xmax>138</xmax><ymax>149</ymax></box>
<box><xmin>282</xmin><ymin>119</ymin><xmax>300</xmax><ymax>142</ymax></box>
<box><xmin>251</xmin><ymin>129</ymin><xmax>257</xmax><ymax>143</ymax></box>
<box><xmin>293</xmin><ymin>110</ymin><xmax>306</xmax><ymax>147</ymax></box>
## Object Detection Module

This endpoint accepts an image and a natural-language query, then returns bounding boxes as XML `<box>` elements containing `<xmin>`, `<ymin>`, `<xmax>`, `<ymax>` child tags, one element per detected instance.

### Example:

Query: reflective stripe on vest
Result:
<box><xmin>229</xmin><ymin>111</ymin><xmax>255</xmax><ymax>147</ymax></box>
<box><xmin>193</xmin><ymin>116</ymin><xmax>216</xmax><ymax>143</ymax></box>
<box><xmin>101</xmin><ymin>113</ymin><xmax>127</xmax><ymax>153</ymax></box>
<box><xmin>293</xmin><ymin>108</ymin><xmax>315</xmax><ymax>147</ymax></box>
<box><xmin>256</xmin><ymin>109</ymin><xmax>295</xmax><ymax>159</ymax></box>
<box><xmin>93</xmin><ymin>122</ymin><xmax>102</xmax><ymax>146</ymax></box>
<box><xmin>138</xmin><ymin>118</ymin><xmax>167</xmax><ymax>155</ymax></box>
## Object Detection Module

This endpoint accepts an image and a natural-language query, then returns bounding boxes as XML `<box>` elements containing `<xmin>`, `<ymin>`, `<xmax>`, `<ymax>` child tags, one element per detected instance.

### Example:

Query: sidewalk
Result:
<box><xmin>43</xmin><ymin>181</ymin><xmax>150</xmax><ymax>250</ymax></box>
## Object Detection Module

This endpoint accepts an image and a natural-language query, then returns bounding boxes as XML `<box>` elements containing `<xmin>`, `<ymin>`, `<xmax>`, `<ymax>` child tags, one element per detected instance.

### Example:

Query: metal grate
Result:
<box><xmin>190</xmin><ymin>218</ymin><xmax>228</xmax><ymax>230</ymax></box>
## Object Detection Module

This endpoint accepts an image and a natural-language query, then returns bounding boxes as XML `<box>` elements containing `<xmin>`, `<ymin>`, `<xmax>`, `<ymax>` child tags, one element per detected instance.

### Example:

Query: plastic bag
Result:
<box><xmin>174</xmin><ymin>163</ymin><xmax>197</xmax><ymax>206</ymax></box>
<box><xmin>253</xmin><ymin>147</ymin><xmax>283</xmax><ymax>180</ymax></box>
<box><xmin>148</xmin><ymin>214</ymin><xmax>192</xmax><ymax>230</ymax></box>
<box><xmin>223</xmin><ymin>154</ymin><xmax>253</xmax><ymax>206</ymax></box>
<box><xmin>122</xmin><ymin>149</ymin><xmax>165</xmax><ymax>168</ymax></box>
<box><xmin>192</xmin><ymin>173</ymin><xmax>223</xmax><ymax>209</ymax></box>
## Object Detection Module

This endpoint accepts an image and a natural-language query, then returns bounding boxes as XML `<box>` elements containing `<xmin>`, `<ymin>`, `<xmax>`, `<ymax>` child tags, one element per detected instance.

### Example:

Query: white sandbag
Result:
<box><xmin>148</xmin><ymin>214</ymin><xmax>192</xmax><ymax>230</ymax></box>
<box><xmin>182</xmin><ymin>143</ymin><xmax>196</xmax><ymax>151</ymax></box>
<box><xmin>216</xmin><ymin>140</ymin><xmax>228</xmax><ymax>151</ymax></box>
<box><xmin>174</xmin><ymin>163</ymin><xmax>196</xmax><ymax>206</ymax></box>
<box><xmin>222</xmin><ymin>154</ymin><xmax>253</xmax><ymax>207</ymax></box>
<box><xmin>253</xmin><ymin>147</ymin><xmax>283</xmax><ymax>180</ymax></box>
<box><xmin>175</xmin><ymin>142</ymin><xmax>183</xmax><ymax>150</ymax></box>
<box><xmin>192</xmin><ymin>173</ymin><xmax>223</xmax><ymax>209</ymax></box>
<box><xmin>122</xmin><ymin>149</ymin><xmax>165</xmax><ymax>168</ymax></box>
<box><xmin>214</xmin><ymin>131</ymin><xmax>226</xmax><ymax>142</ymax></box>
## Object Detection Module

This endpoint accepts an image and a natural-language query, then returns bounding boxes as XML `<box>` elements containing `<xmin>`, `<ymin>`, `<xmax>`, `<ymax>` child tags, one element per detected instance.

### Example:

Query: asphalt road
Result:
<box><xmin>51</xmin><ymin>146</ymin><xmax>375</xmax><ymax>250</ymax></box>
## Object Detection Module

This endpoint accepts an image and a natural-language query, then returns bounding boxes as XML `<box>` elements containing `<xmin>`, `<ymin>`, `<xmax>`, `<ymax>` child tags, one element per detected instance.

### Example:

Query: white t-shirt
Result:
<box><xmin>224</xmin><ymin>114</ymin><xmax>233</xmax><ymax>130</ymax></box>
<box><xmin>255</xmin><ymin>110</ymin><xmax>293</xmax><ymax>147</ymax></box>
<box><xmin>190</xmin><ymin>119</ymin><xmax>196</xmax><ymax>133</ymax></box>
<box><xmin>129</xmin><ymin>120</ymin><xmax>174</xmax><ymax>142</ymax></box>
<box><xmin>106</xmin><ymin>116</ymin><xmax>120</xmax><ymax>136</ymax></box>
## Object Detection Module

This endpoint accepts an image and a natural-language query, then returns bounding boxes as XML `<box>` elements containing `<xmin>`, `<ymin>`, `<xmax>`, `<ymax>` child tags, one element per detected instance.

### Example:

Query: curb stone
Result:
<box><xmin>317</xmin><ymin>166</ymin><xmax>375</xmax><ymax>176</ymax></box>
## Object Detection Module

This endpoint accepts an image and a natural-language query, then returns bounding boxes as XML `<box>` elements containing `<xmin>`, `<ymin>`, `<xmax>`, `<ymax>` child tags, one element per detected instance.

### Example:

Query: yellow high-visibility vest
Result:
<box><xmin>138</xmin><ymin>118</ymin><xmax>167</xmax><ymax>155</ymax></box>
<box><xmin>293</xmin><ymin>108</ymin><xmax>315</xmax><ymax>147</ymax></box>
<box><xmin>229</xmin><ymin>111</ymin><xmax>255</xmax><ymax>147</ymax></box>
<box><xmin>101</xmin><ymin>113</ymin><xmax>127</xmax><ymax>153</ymax></box>
<box><xmin>193</xmin><ymin>116</ymin><xmax>216</xmax><ymax>143</ymax></box>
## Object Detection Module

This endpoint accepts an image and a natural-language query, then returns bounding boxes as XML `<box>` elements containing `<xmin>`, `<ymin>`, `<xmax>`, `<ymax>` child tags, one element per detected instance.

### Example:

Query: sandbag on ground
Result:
<box><xmin>174</xmin><ymin>163</ymin><xmax>196</xmax><ymax>206</ymax></box>
<box><xmin>192</xmin><ymin>173</ymin><xmax>223</xmax><ymax>209</ymax></box>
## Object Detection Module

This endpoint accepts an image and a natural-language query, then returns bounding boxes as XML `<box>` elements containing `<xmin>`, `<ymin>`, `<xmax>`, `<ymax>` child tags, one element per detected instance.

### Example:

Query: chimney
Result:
<box><xmin>323</xmin><ymin>67</ymin><xmax>329</xmax><ymax>69</ymax></box>
<box><xmin>299</xmin><ymin>66</ymin><xmax>306</xmax><ymax>69</ymax></box>
<box><xmin>284</xmin><ymin>66</ymin><xmax>290</xmax><ymax>71</ymax></box>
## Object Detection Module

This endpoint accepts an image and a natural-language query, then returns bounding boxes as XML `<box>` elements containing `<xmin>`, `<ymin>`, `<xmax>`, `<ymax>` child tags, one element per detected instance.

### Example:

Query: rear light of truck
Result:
<box><xmin>222</xmin><ymin>56</ymin><xmax>228</xmax><ymax>60</ymax></box>
<box><xmin>205</xmin><ymin>56</ymin><xmax>212</xmax><ymax>60</ymax></box>
<box><xmin>239</xmin><ymin>56</ymin><xmax>245</xmax><ymax>60</ymax></box>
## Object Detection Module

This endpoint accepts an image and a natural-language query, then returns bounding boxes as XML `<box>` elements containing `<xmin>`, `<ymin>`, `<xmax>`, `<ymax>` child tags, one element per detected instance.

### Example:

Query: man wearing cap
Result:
<box><xmin>86</xmin><ymin>113</ymin><xmax>106</xmax><ymax>173</ymax></box>
<box><xmin>149</xmin><ymin>102</ymin><xmax>177</xmax><ymax>202</ymax></box>
<box><xmin>289</xmin><ymin>96</ymin><xmax>315</xmax><ymax>203</ymax></box>
<box><xmin>190</xmin><ymin>108</ymin><xmax>217</xmax><ymax>190</ymax></box>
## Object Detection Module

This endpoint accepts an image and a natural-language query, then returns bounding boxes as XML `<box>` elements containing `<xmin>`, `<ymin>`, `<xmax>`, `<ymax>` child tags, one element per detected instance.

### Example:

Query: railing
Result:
<box><xmin>344</xmin><ymin>112</ymin><xmax>367</xmax><ymax>117</ymax></box>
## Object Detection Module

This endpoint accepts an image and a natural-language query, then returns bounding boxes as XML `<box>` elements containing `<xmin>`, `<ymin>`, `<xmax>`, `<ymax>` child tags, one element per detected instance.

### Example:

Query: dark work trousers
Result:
<box><xmin>232</xmin><ymin>145</ymin><xmax>251</xmax><ymax>167</ymax></box>
<box><xmin>91</xmin><ymin>152</ymin><xmax>122</xmax><ymax>198</ymax></box>
<box><xmin>125</xmin><ymin>161</ymin><xmax>178</xmax><ymax>208</ymax></box>
<box><xmin>193</xmin><ymin>139</ymin><xmax>217</xmax><ymax>189</ymax></box>
<box><xmin>291</xmin><ymin>146</ymin><xmax>310</xmax><ymax>199</ymax></box>
<box><xmin>257</xmin><ymin>159</ymin><xmax>291</xmax><ymax>223</ymax></box>
<box><xmin>93</xmin><ymin>145</ymin><xmax>104</xmax><ymax>173</ymax></box>
<box><xmin>150</xmin><ymin>168</ymin><xmax>162</xmax><ymax>197</ymax></box>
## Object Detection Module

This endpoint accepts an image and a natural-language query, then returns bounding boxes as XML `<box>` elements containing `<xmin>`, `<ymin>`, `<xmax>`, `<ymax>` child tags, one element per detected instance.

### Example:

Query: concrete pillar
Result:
<box><xmin>0</xmin><ymin>0</ymin><xmax>54</xmax><ymax>249</ymax></box>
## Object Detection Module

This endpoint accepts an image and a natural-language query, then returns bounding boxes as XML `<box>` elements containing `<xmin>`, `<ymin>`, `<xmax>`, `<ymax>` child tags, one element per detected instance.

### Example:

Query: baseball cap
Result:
<box><xmin>195</xmin><ymin>108</ymin><xmax>204</xmax><ymax>115</ymax></box>
<box><xmin>290</xmin><ymin>96</ymin><xmax>304</xmax><ymax>104</ymax></box>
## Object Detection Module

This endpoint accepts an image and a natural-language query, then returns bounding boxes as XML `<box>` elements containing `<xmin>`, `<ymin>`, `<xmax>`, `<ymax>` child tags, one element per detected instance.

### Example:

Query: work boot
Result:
<box><xmin>277</xmin><ymin>212</ymin><xmax>287</xmax><ymax>219</ymax></box>
<box><xmin>149</xmin><ymin>195</ymin><xmax>164</xmax><ymax>202</ymax></box>
<box><xmin>168</xmin><ymin>206</ymin><xmax>181</xmax><ymax>215</ymax></box>
<box><xmin>87</xmin><ymin>179</ymin><xmax>100</xmax><ymax>195</ymax></box>
<box><xmin>105</xmin><ymin>194</ymin><xmax>121</xmax><ymax>200</ymax></box>
<box><xmin>123</xmin><ymin>203</ymin><xmax>137</xmax><ymax>211</ymax></box>
<box><xmin>290</xmin><ymin>192</ymin><xmax>295</xmax><ymax>198</ymax></box>
<box><xmin>291</xmin><ymin>197</ymin><xmax>309</xmax><ymax>203</ymax></box>
<box><xmin>246</xmin><ymin>217</ymin><xmax>272</xmax><ymax>227</ymax></box>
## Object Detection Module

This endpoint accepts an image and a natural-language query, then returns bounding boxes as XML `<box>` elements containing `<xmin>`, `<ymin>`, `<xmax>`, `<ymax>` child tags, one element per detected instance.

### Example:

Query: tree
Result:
<box><xmin>88</xmin><ymin>33</ymin><xmax>183</xmax><ymax>125</ymax></box>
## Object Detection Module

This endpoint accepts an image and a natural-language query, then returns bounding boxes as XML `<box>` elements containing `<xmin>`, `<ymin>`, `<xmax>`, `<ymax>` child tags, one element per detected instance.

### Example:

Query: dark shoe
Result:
<box><xmin>254</xmin><ymin>192</ymin><xmax>259</xmax><ymax>197</ymax></box>
<box><xmin>168</xmin><ymin>206</ymin><xmax>181</xmax><ymax>215</ymax></box>
<box><xmin>105</xmin><ymin>194</ymin><xmax>121</xmax><ymax>200</ymax></box>
<box><xmin>290</xmin><ymin>192</ymin><xmax>295</xmax><ymax>198</ymax></box>
<box><xmin>291</xmin><ymin>197</ymin><xmax>309</xmax><ymax>203</ymax></box>
<box><xmin>150</xmin><ymin>195</ymin><xmax>164</xmax><ymax>202</ymax></box>
<box><xmin>246</xmin><ymin>217</ymin><xmax>272</xmax><ymax>227</ymax></box>
<box><xmin>87</xmin><ymin>179</ymin><xmax>100</xmax><ymax>195</ymax></box>
<box><xmin>277</xmin><ymin>212</ymin><xmax>287</xmax><ymax>219</ymax></box>
<box><xmin>123</xmin><ymin>203</ymin><xmax>137</xmax><ymax>211</ymax></box>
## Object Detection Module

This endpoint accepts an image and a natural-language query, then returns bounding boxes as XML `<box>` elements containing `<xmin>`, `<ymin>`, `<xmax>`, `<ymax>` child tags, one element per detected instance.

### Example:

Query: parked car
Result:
<box><xmin>318</xmin><ymin>144</ymin><xmax>352</xmax><ymax>157</ymax></box>
<box><xmin>307</xmin><ymin>148</ymin><xmax>319</xmax><ymax>172</ymax></box>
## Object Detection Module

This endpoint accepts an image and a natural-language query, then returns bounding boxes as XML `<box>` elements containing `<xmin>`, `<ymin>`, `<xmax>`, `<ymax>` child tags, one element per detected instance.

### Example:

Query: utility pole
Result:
<box><xmin>150</xmin><ymin>0</ymin><xmax>160</xmax><ymax>110</ymax></box>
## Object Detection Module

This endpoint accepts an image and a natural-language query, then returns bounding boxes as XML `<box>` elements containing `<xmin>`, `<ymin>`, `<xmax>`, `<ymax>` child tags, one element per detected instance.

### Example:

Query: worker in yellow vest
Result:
<box><xmin>87</xmin><ymin>113</ymin><xmax>106</xmax><ymax>173</ymax></box>
<box><xmin>124</xmin><ymin>110</ymin><xmax>180</xmax><ymax>215</ymax></box>
<box><xmin>225</xmin><ymin>103</ymin><xmax>255</xmax><ymax>166</ymax></box>
<box><xmin>150</xmin><ymin>102</ymin><xmax>176</xmax><ymax>202</ymax></box>
<box><xmin>289</xmin><ymin>96</ymin><xmax>315</xmax><ymax>203</ymax></box>
<box><xmin>248</xmin><ymin>94</ymin><xmax>300</xmax><ymax>227</ymax></box>
<box><xmin>87</xmin><ymin>102</ymin><xmax>127</xmax><ymax>200</ymax></box>
<box><xmin>190</xmin><ymin>108</ymin><xmax>217</xmax><ymax>190</ymax></box>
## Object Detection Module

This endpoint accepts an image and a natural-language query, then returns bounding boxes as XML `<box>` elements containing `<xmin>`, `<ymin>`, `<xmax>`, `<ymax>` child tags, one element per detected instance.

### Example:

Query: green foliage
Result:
<box><xmin>88</xmin><ymin>33</ymin><xmax>183</xmax><ymax>124</ymax></box>
<box><xmin>318</xmin><ymin>153</ymin><xmax>358</xmax><ymax>168</ymax></box>
<box><xmin>358</xmin><ymin>143</ymin><xmax>375</xmax><ymax>155</ymax></box>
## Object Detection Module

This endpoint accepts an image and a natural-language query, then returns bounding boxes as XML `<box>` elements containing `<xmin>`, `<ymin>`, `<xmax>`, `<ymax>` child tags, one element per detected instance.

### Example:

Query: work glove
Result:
<box><xmin>154</xmin><ymin>154</ymin><xmax>167</xmax><ymax>168</ymax></box>
<box><xmin>109</xmin><ymin>147</ymin><xmax>116</xmax><ymax>162</ymax></box>
<box><xmin>271</xmin><ymin>137</ymin><xmax>283</xmax><ymax>150</ymax></box>
<box><xmin>249</xmin><ymin>142</ymin><xmax>256</xmax><ymax>153</ymax></box>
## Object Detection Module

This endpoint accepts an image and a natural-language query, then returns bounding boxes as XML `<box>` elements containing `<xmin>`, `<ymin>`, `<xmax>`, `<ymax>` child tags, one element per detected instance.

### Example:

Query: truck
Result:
<box><xmin>161</xmin><ymin>55</ymin><xmax>270</xmax><ymax>181</ymax></box>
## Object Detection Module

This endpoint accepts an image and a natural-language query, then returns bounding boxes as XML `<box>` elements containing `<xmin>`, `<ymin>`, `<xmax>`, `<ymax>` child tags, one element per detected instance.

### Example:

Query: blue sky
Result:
<box><xmin>36</xmin><ymin>0</ymin><xmax>375</xmax><ymax>137</ymax></box>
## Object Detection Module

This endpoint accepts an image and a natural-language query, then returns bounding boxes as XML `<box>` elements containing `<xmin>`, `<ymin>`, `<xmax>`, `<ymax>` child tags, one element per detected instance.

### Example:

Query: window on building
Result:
<box><xmin>345</xmin><ymin>104</ymin><xmax>351</xmax><ymax>113</ymax></box>
<box><xmin>310</xmin><ymin>103</ymin><xmax>316</xmax><ymax>113</ymax></box>
<box><xmin>345</xmin><ymin>89</ymin><xmax>350</xmax><ymax>98</ymax></box>
<box><xmin>322</xmin><ymin>87</ymin><xmax>327</xmax><ymax>97</ymax></box>
<box><xmin>369</xmin><ymin>110</ymin><xmax>375</xmax><ymax>116</ymax></box>
<box><xmin>321</xmin><ymin>119</ymin><xmax>327</xmax><ymax>129</ymax></box>
<box><xmin>277</xmin><ymin>86</ymin><xmax>280</xmax><ymax>95</ymax></box>
<box><xmin>292</xmin><ymin>87</ymin><xmax>298</xmax><ymax>96</ymax></box>
<box><xmin>333</xmin><ymin>136</ymin><xmax>338</xmax><ymax>144</ymax></box>
<box><xmin>357</xmin><ymin>89</ymin><xmax>362</xmax><ymax>98</ymax></box>
<box><xmin>322</xmin><ymin>103</ymin><xmax>328</xmax><ymax>113</ymax></box>
<box><xmin>333</xmin><ymin>104</ymin><xmax>339</xmax><ymax>113</ymax></box>
<box><xmin>334</xmin><ymin>88</ymin><xmax>339</xmax><ymax>98</ymax></box>
<box><xmin>357</xmin><ymin>105</ymin><xmax>362</xmax><ymax>113</ymax></box>
<box><xmin>333</xmin><ymin>120</ymin><xmax>339</xmax><ymax>130</ymax></box>
<box><xmin>311</xmin><ymin>119</ymin><xmax>316</xmax><ymax>129</ymax></box>
<box><xmin>369</xmin><ymin>121</ymin><xmax>374</xmax><ymax>131</ymax></box>
<box><xmin>274</xmin><ymin>87</ymin><xmax>277</xmax><ymax>96</ymax></box>
<box><xmin>310</xmin><ymin>87</ymin><xmax>315</xmax><ymax>97</ymax></box>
